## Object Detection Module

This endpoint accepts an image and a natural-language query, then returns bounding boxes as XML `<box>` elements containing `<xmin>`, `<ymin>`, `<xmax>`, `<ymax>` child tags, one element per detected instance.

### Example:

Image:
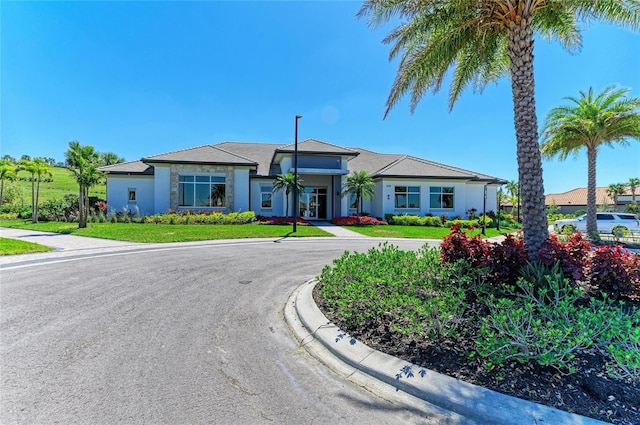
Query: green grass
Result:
<box><xmin>343</xmin><ymin>225</ymin><xmax>517</xmax><ymax>239</ymax></box>
<box><xmin>0</xmin><ymin>220</ymin><xmax>332</xmax><ymax>243</ymax></box>
<box><xmin>9</xmin><ymin>166</ymin><xmax>106</xmax><ymax>205</ymax></box>
<box><xmin>0</xmin><ymin>237</ymin><xmax>54</xmax><ymax>255</ymax></box>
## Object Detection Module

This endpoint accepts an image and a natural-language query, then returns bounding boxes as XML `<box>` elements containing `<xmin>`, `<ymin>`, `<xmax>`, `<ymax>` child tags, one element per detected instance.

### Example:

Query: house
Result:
<box><xmin>545</xmin><ymin>187</ymin><xmax>635</xmax><ymax>214</ymax></box>
<box><xmin>99</xmin><ymin>139</ymin><xmax>506</xmax><ymax>220</ymax></box>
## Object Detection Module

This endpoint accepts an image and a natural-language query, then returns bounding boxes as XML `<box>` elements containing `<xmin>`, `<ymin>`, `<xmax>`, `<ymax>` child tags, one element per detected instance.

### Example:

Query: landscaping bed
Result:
<box><xmin>314</xmin><ymin>234</ymin><xmax>640</xmax><ymax>424</ymax></box>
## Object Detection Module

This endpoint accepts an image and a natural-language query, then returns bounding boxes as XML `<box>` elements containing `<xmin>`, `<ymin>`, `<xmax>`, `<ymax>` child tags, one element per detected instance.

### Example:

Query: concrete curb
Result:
<box><xmin>285</xmin><ymin>279</ymin><xmax>607</xmax><ymax>425</ymax></box>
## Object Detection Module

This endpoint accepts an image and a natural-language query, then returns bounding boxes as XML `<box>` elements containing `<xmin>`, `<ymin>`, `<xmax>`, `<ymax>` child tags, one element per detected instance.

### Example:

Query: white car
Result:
<box><xmin>554</xmin><ymin>212</ymin><xmax>640</xmax><ymax>234</ymax></box>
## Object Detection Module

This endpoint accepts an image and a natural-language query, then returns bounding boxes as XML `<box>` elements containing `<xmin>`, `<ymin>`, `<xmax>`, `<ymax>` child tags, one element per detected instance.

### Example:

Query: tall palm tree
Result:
<box><xmin>0</xmin><ymin>160</ymin><xmax>17</xmax><ymax>207</ymax></box>
<box><xmin>272</xmin><ymin>172</ymin><xmax>304</xmax><ymax>217</ymax></box>
<box><xmin>541</xmin><ymin>86</ymin><xmax>640</xmax><ymax>236</ymax></box>
<box><xmin>65</xmin><ymin>141</ymin><xmax>103</xmax><ymax>228</ymax></box>
<box><xmin>342</xmin><ymin>170</ymin><xmax>376</xmax><ymax>220</ymax></box>
<box><xmin>628</xmin><ymin>177</ymin><xmax>640</xmax><ymax>203</ymax></box>
<box><xmin>17</xmin><ymin>158</ymin><xmax>52</xmax><ymax>223</ymax></box>
<box><xmin>358</xmin><ymin>1</ymin><xmax>640</xmax><ymax>256</ymax></box>
<box><xmin>505</xmin><ymin>180</ymin><xmax>520</xmax><ymax>220</ymax></box>
<box><xmin>607</xmin><ymin>183</ymin><xmax>627</xmax><ymax>212</ymax></box>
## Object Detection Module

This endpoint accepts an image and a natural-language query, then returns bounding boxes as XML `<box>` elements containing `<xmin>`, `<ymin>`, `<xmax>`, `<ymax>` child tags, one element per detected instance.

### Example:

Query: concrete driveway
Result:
<box><xmin>2</xmin><ymin>233</ymin><xmax>464</xmax><ymax>424</ymax></box>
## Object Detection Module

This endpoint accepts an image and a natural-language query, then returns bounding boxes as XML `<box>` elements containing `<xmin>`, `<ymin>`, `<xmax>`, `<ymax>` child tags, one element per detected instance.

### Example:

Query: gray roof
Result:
<box><xmin>142</xmin><ymin>145</ymin><xmax>257</xmax><ymax>166</ymax></box>
<box><xmin>102</xmin><ymin>139</ymin><xmax>504</xmax><ymax>183</ymax></box>
<box><xmin>276</xmin><ymin>138</ymin><xmax>359</xmax><ymax>156</ymax></box>
<box><xmin>98</xmin><ymin>160</ymin><xmax>153</xmax><ymax>175</ymax></box>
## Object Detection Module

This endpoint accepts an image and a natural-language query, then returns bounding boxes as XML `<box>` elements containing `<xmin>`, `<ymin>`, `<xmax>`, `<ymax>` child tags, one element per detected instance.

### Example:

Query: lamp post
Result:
<box><xmin>293</xmin><ymin>115</ymin><xmax>302</xmax><ymax>232</ymax></box>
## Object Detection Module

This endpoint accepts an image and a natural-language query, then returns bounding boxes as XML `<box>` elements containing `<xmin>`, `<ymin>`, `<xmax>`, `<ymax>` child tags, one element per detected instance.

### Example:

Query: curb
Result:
<box><xmin>285</xmin><ymin>279</ymin><xmax>608</xmax><ymax>425</ymax></box>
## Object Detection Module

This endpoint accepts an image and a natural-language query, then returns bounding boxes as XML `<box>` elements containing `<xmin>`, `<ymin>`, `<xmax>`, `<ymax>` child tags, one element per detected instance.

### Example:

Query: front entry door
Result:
<box><xmin>299</xmin><ymin>188</ymin><xmax>327</xmax><ymax>220</ymax></box>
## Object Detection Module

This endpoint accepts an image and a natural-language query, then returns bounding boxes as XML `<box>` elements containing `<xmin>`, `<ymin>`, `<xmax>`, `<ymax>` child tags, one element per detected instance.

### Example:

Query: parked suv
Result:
<box><xmin>554</xmin><ymin>212</ymin><xmax>640</xmax><ymax>234</ymax></box>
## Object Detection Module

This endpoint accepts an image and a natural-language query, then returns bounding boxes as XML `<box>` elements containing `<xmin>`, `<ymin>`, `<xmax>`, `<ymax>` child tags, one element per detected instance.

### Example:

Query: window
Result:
<box><xmin>261</xmin><ymin>186</ymin><xmax>273</xmax><ymax>209</ymax></box>
<box><xmin>178</xmin><ymin>175</ymin><xmax>226</xmax><ymax>207</ymax></box>
<box><xmin>429</xmin><ymin>186</ymin><xmax>454</xmax><ymax>209</ymax></box>
<box><xmin>128</xmin><ymin>188</ymin><xmax>136</xmax><ymax>202</ymax></box>
<box><xmin>395</xmin><ymin>186</ymin><xmax>420</xmax><ymax>208</ymax></box>
<box><xmin>349</xmin><ymin>193</ymin><xmax>358</xmax><ymax>210</ymax></box>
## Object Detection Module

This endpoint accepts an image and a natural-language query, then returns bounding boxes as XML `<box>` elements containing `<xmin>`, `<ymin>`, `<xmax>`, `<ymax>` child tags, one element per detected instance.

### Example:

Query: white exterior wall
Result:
<box><xmin>105</xmin><ymin>175</ymin><xmax>155</xmax><ymax>215</ymax></box>
<box><xmin>153</xmin><ymin>165</ymin><xmax>171</xmax><ymax>213</ymax></box>
<box><xmin>233</xmin><ymin>168</ymin><xmax>250</xmax><ymax>212</ymax></box>
<box><xmin>251</xmin><ymin>179</ymin><xmax>284</xmax><ymax>217</ymax></box>
<box><xmin>464</xmin><ymin>183</ymin><xmax>499</xmax><ymax>214</ymax></box>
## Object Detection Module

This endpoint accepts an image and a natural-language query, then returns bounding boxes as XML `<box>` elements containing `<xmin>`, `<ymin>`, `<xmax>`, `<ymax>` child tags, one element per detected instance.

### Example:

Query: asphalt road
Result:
<box><xmin>1</xmin><ymin>238</ymin><xmax>472</xmax><ymax>425</ymax></box>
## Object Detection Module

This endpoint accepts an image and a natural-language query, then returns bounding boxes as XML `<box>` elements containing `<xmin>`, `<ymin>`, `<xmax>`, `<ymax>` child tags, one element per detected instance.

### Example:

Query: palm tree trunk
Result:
<box><xmin>30</xmin><ymin>174</ymin><xmax>36</xmax><ymax>223</ymax></box>
<box><xmin>84</xmin><ymin>188</ymin><xmax>90</xmax><ymax>227</ymax></box>
<box><xmin>586</xmin><ymin>147</ymin><xmax>597</xmax><ymax>236</ymax></box>
<box><xmin>285</xmin><ymin>190</ymin><xmax>289</xmax><ymax>217</ymax></box>
<box><xmin>0</xmin><ymin>180</ymin><xmax>4</xmax><ymax>207</ymax></box>
<box><xmin>79</xmin><ymin>185</ymin><xmax>86</xmax><ymax>228</ymax></box>
<box><xmin>507</xmin><ymin>18</ymin><xmax>548</xmax><ymax>257</ymax></box>
<box><xmin>33</xmin><ymin>176</ymin><xmax>41</xmax><ymax>224</ymax></box>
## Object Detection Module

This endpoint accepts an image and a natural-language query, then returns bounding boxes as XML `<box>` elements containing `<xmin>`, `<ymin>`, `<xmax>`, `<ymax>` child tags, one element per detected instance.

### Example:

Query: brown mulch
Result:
<box><xmin>313</xmin><ymin>284</ymin><xmax>640</xmax><ymax>425</ymax></box>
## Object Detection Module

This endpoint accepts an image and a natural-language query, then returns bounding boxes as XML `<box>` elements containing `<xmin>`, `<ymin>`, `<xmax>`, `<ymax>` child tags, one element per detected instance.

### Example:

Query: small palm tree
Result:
<box><xmin>541</xmin><ymin>86</ymin><xmax>640</xmax><ymax>236</ymax></box>
<box><xmin>607</xmin><ymin>183</ymin><xmax>627</xmax><ymax>212</ymax></box>
<box><xmin>628</xmin><ymin>177</ymin><xmax>640</xmax><ymax>203</ymax></box>
<box><xmin>65</xmin><ymin>141</ymin><xmax>104</xmax><ymax>228</ymax></box>
<box><xmin>17</xmin><ymin>158</ymin><xmax>52</xmax><ymax>223</ymax></box>
<box><xmin>342</xmin><ymin>171</ymin><xmax>376</xmax><ymax>221</ymax></box>
<box><xmin>272</xmin><ymin>172</ymin><xmax>304</xmax><ymax>217</ymax></box>
<box><xmin>0</xmin><ymin>160</ymin><xmax>17</xmax><ymax>207</ymax></box>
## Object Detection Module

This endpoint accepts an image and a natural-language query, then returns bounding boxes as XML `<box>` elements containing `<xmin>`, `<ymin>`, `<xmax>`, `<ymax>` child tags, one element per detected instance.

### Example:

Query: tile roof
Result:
<box><xmin>215</xmin><ymin>142</ymin><xmax>281</xmax><ymax>176</ymax></box>
<box><xmin>98</xmin><ymin>160</ymin><xmax>153</xmax><ymax>175</ymax></box>
<box><xmin>545</xmin><ymin>187</ymin><xmax>632</xmax><ymax>206</ymax></box>
<box><xmin>142</xmin><ymin>145</ymin><xmax>257</xmax><ymax>166</ymax></box>
<box><xmin>276</xmin><ymin>138</ymin><xmax>359</xmax><ymax>155</ymax></box>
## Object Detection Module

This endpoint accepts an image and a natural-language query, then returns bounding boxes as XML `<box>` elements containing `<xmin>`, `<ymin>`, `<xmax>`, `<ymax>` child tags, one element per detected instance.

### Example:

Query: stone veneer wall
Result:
<box><xmin>169</xmin><ymin>164</ymin><xmax>235</xmax><ymax>212</ymax></box>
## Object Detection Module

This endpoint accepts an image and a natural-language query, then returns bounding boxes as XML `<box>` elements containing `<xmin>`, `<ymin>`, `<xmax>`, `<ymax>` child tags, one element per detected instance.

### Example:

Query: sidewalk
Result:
<box><xmin>310</xmin><ymin>220</ymin><xmax>370</xmax><ymax>238</ymax></box>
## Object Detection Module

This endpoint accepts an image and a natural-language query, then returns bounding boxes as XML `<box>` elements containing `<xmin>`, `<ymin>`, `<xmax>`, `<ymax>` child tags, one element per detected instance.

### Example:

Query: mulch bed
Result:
<box><xmin>313</xmin><ymin>283</ymin><xmax>640</xmax><ymax>425</ymax></box>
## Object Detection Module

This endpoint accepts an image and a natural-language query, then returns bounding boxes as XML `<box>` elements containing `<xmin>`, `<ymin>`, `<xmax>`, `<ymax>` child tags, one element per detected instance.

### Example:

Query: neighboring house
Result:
<box><xmin>99</xmin><ymin>139</ymin><xmax>506</xmax><ymax>220</ymax></box>
<box><xmin>545</xmin><ymin>187</ymin><xmax>634</xmax><ymax>214</ymax></box>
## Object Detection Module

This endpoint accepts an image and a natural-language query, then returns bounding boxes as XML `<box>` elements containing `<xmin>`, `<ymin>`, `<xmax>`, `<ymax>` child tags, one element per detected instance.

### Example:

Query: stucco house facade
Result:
<box><xmin>100</xmin><ymin>139</ymin><xmax>506</xmax><ymax>220</ymax></box>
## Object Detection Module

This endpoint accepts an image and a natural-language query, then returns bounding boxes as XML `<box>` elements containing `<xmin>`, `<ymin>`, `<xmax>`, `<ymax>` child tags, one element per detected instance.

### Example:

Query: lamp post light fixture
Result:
<box><xmin>293</xmin><ymin>115</ymin><xmax>302</xmax><ymax>232</ymax></box>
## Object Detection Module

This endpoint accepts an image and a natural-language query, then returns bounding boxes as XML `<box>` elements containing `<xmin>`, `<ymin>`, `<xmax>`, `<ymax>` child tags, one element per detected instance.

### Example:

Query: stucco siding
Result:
<box><xmin>233</xmin><ymin>168</ymin><xmax>250</xmax><ymax>212</ymax></box>
<box><xmin>154</xmin><ymin>165</ymin><xmax>171</xmax><ymax>213</ymax></box>
<box><xmin>106</xmin><ymin>175</ymin><xmax>155</xmax><ymax>215</ymax></box>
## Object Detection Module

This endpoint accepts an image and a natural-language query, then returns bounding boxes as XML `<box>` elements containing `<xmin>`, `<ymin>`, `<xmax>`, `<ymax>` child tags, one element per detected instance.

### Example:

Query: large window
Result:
<box><xmin>178</xmin><ymin>175</ymin><xmax>226</xmax><ymax>207</ymax></box>
<box><xmin>395</xmin><ymin>186</ymin><xmax>420</xmax><ymax>209</ymax></box>
<box><xmin>261</xmin><ymin>186</ymin><xmax>273</xmax><ymax>209</ymax></box>
<box><xmin>429</xmin><ymin>186</ymin><xmax>454</xmax><ymax>209</ymax></box>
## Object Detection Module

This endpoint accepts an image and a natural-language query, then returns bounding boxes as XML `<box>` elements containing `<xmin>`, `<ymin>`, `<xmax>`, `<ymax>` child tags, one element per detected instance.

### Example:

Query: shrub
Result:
<box><xmin>485</xmin><ymin>234</ymin><xmax>529</xmax><ymax>284</ymax></box>
<box><xmin>537</xmin><ymin>233</ymin><xmax>592</xmax><ymax>281</ymax></box>
<box><xmin>440</xmin><ymin>225</ymin><xmax>489</xmax><ymax>269</ymax></box>
<box><xmin>587</xmin><ymin>245</ymin><xmax>640</xmax><ymax>300</ymax></box>
<box><xmin>389</xmin><ymin>215</ymin><xmax>442</xmax><ymax>226</ymax></box>
<box><xmin>445</xmin><ymin>218</ymin><xmax>479</xmax><ymax>228</ymax></box>
<box><xmin>574</xmin><ymin>209</ymin><xmax>586</xmax><ymax>217</ymax></box>
<box><xmin>331</xmin><ymin>216</ymin><xmax>387</xmax><ymax>226</ymax></box>
<box><xmin>260</xmin><ymin>216</ymin><xmax>310</xmax><ymax>225</ymax></box>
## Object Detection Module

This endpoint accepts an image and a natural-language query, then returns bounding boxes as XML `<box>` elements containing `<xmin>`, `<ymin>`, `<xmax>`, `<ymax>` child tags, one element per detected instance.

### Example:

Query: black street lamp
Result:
<box><xmin>293</xmin><ymin>115</ymin><xmax>302</xmax><ymax>232</ymax></box>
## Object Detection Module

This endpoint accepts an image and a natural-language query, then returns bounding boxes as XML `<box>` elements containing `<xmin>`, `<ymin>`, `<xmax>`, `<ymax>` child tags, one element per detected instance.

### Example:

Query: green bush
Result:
<box><xmin>319</xmin><ymin>243</ymin><xmax>480</xmax><ymax>339</ymax></box>
<box><xmin>143</xmin><ymin>210</ymin><xmax>256</xmax><ymax>225</ymax></box>
<box><xmin>574</xmin><ymin>209</ymin><xmax>586</xmax><ymax>217</ymax></box>
<box><xmin>387</xmin><ymin>215</ymin><xmax>444</xmax><ymax>227</ymax></box>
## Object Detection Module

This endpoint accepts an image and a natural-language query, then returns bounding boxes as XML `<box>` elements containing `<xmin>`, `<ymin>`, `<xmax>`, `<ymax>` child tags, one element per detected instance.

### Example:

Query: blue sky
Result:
<box><xmin>2</xmin><ymin>1</ymin><xmax>639</xmax><ymax>195</ymax></box>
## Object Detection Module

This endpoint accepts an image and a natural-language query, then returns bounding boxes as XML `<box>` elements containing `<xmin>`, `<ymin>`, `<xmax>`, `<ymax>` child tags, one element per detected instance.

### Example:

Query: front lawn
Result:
<box><xmin>0</xmin><ymin>220</ymin><xmax>332</xmax><ymax>243</ymax></box>
<box><xmin>344</xmin><ymin>225</ymin><xmax>517</xmax><ymax>239</ymax></box>
<box><xmin>0</xmin><ymin>237</ymin><xmax>54</xmax><ymax>255</ymax></box>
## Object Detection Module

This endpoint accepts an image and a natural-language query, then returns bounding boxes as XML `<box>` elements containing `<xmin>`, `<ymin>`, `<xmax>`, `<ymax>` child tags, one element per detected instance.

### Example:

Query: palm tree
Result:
<box><xmin>65</xmin><ymin>141</ymin><xmax>104</xmax><ymax>228</ymax></box>
<box><xmin>272</xmin><ymin>172</ymin><xmax>304</xmax><ymax>217</ymax></box>
<box><xmin>99</xmin><ymin>152</ymin><xmax>125</xmax><ymax>166</ymax></box>
<box><xmin>358</xmin><ymin>1</ymin><xmax>640</xmax><ymax>256</ymax></box>
<box><xmin>628</xmin><ymin>177</ymin><xmax>640</xmax><ymax>203</ymax></box>
<box><xmin>541</xmin><ymin>86</ymin><xmax>640</xmax><ymax>236</ymax></box>
<box><xmin>17</xmin><ymin>158</ymin><xmax>52</xmax><ymax>223</ymax></box>
<box><xmin>505</xmin><ymin>180</ymin><xmax>520</xmax><ymax>221</ymax></box>
<box><xmin>342</xmin><ymin>170</ymin><xmax>376</xmax><ymax>220</ymax></box>
<box><xmin>0</xmin><ymin>160</ymin><xmax>17</xmax><ymax>207</ymax></box>
<box><xmin>607</xmin><ymin>183</ymin><xmax>627</xmax><ymax>212</ymax></box>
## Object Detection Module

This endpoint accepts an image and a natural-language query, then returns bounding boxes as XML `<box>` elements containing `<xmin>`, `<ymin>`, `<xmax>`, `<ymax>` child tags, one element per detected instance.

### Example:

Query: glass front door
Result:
<box><xmin>299</xmin><ymin>188</ymin><xmax>327</xmax><ymax>220</ymax></box>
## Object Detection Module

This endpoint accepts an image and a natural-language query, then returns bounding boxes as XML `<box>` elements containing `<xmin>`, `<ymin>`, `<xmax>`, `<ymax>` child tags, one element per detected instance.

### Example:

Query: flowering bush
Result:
<box><xmin>259</xmin><ymin>216</ymin><xmax>311</xmax><ymax>225</ymax></box>
<box><xmin>143</xmin><ymin>211</ymin><xmax>256</xmax><ymax>224</ymax></box>
<box><xmin>440</xmin><ymin>225</ymin><xmax>489</xmax><ymax>269</ymax></box>
<box><xmin>331</xmin><ymin>216</ymin><xmax>387</xmax><ymax>226</ymax></box>
<box><xmin>588</xmin><ymin>245</ymin><xmax>640</xmax><ymax>300</ymax></box>
<box><xmin>537</xmin><ymin>233</ymin><xmax>592</xmax><ymax>281</ymax></box>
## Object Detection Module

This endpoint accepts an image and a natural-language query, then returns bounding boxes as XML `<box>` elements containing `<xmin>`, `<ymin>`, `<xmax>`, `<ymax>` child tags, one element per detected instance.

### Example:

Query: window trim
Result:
<box><xmin>260</xmin><ymin>186</ymin><xmax>273</xmax><ymax>210</ymax></box>
<box><xmin>127</xmin><ymin>188</ymin><xmax>137</xmax><ymax>203</ymax></box>
<box><xmin>178</xmin><ymin>174</ymin><xmax>226</xmax><ymax>208</ymax></box>
<box><xmin>394</xmin><ymin>185</ymin><xmax>420</xmax><ymax>209</ymax></box>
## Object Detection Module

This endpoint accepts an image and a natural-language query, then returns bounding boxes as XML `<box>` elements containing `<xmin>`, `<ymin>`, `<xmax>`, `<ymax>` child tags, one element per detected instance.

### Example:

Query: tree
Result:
<box><xmin>342</xmin><ymin>170</ymin><xmax>376</xmax><ymax>220</ymax></box>
<box><xmin>628</xmin><ymin>177</ymin><xmax>640</xmax><ymax>203</ymax></box>
<box><xmin>358</xmin><ymin>1</ymin><xmax>640</xmax><ymax>256</ymax></box>
<box><xmin>65</xmin><ymin>141</ymin><xmax>104</xmax><ymax>228</ymax></box>
<box><xmin>17</xmin><ymin>158</ymin><xmax>51</xmax><ymax>223</ymax></box>
<box><xmin>99</xmin><ymin>152</ymin><xmax>125</xmax><ymax>166</ymax></box>
<box><xmin>0</xmin><ymin>160</ymin><xmax>17</xmax><ymax>207</ymax></box>
<box><xmin>2</xmin><ymin>154</ymin><xmax>16</xmax><ymax>163</ymax></box>
<box><xmin>505</xmin><ymin>180</ymin><xmax>520</xmax><ymax>221</ymax></box>
<box><xmin>541</xmin><ymin>86</ymin><xmax>640</xmax><ymax>236</ymax></box>
<box><xmin>607</xmin><ymin>183</ymin><xmax>627</xmax><ymax>211</ymax></box>
<box><xmin>272</xmin><ymin>172</ymin><xmax>304</xmax><ymax>217</ymax></box>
